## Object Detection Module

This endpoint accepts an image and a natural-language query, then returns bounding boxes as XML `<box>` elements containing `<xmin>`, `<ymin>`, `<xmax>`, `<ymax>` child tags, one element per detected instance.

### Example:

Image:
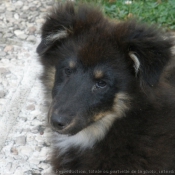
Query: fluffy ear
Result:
<box><xmin>36</xmin><ymin>2</ymin><xmax>104</xmax><ymax>59</ymax></box>
<box><xmin>36</xmin><ymin>2</ymin><xmax>75</xmax><ymax>56</ymax></box>
<box><xmin>116</xmin><ymin>21</ymin><xmax>173</xmax><ymax>86</ymax></box>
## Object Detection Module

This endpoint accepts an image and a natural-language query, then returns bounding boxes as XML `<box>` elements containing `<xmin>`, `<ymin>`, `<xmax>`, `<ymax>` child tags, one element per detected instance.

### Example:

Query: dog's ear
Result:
<box><xmin>116</xmin><ymin>21</ymin><xmax>173</xmax><ymax>86</ymax></box>
<box><xmin>37</xmin><ymin>2</ymin><xmax>103</xmax><ymax>59</ymax></box>
<box><xmin>36</xmin><ymin>2</ymin><xmax>75</xmax><ymax>56</ymax></box>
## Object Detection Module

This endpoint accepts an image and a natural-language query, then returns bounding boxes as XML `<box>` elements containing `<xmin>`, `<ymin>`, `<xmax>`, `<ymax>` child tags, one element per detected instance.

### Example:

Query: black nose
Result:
<box><xmin>51</xmin><ymin>114</ymin><xmax>68</xmax><ymax>130</ymax></box>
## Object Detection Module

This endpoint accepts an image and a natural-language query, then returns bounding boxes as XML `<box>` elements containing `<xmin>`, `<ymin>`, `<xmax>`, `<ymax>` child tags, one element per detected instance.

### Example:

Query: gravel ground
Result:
<box><xmin>0</xmin><ymin>0</ymin><xmax>56</xmax><ymax>174</ymax></box>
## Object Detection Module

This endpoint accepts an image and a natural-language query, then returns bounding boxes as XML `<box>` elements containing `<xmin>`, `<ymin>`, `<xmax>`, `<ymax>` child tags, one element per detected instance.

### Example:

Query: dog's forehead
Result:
<box><xmin>59</xmin><ymin>25</ymin><xmax>120</xmax><ymax>69</ymax></box>
<box><xmin>76</xmin><ymin>32</ymin><xmax>117</xmax><ymax>66</ymax></box>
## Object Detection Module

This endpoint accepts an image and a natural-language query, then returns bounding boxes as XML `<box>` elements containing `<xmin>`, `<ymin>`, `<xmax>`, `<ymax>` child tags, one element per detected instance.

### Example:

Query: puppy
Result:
<box><xmin>37</xmin><ymin>2</ymin><xmax>175</xmax><ymax>175</ymax></box>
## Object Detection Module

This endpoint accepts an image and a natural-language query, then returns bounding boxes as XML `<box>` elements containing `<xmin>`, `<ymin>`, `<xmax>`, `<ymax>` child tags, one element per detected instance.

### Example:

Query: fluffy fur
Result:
<box><xmin>37</xmin><ymin>2</ymin><xmax>175</xmax><ymax>175</ymax></box>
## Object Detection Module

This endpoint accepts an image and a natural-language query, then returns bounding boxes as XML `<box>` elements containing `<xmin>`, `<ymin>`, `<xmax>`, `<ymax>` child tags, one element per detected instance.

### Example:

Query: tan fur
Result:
<box><xmin>93</xmin><ymin>111</ymin><xmax>112</xmax><ymax>121</ymax></box>
<box><xmin>44</xmin><ymin>66</ymin><xmax>56</xmax><ymax>92</ymax></box>
<box><xmin>69</xmin><ymin>61</ymin><xmax>76</xmax><ymax>69</ymax></box>
<box><xmin>46</xmin><ymin>30</ymin><xmax>68</xmax><ymax>42</ymax></box>
<box><xmin>93</xmin><ymin>93</ymin><xmax>131</xmax><ymax>122</ymax></box>
<box><xmin>94</xmin><ymin>70</ymin><xmax>103</xmax><ymax>79</ymax></box>
<box><xmin>48</xmin><ymin>101</ymin><xmax>54</xmax><ymax>124</ymax></box>
<box><xmin>129</xmin><ymin>52</ymin><xmax>140</xmax><ymax>75</ymax></box>
<box><xmin>113</xmin><ymin>93</ymin><xmax>131</xmax><ymax>118</ymax></box>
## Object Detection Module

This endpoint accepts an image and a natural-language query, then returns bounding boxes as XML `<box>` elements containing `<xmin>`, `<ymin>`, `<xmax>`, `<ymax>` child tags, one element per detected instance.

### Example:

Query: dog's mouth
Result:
<box><xmin>48</xmin><ymin>110</ymin><xmax>82</xmax><ymax>135</ymax></box>
<box><xmin>50</xmin><ymin>119</ymin><xmax>78</xmax><ymax>135</ymax></box>
<box><xmin>51</xmin><ymin>125</ymin><xmax>70</xmax><ymax>135</ymax></box>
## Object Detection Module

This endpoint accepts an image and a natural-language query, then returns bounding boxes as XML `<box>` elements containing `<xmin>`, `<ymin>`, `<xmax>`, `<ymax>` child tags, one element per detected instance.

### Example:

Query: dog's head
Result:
<box><xmin>37</xmin><ymin>2</ymin><xmax>173</xmax><ymax>135</ymax></box>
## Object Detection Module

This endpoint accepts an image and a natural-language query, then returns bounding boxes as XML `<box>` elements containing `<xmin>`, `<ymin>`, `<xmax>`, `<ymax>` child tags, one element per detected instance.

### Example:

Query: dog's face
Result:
<box><xmin>37</xmin><ymin>3</ymin><xmax>172</xmax><ymax>135</ymax></box>
<box><xmin>48</xmin><ymin>37</ymin><xmax>133</xmax><ymax>135</ymax></box>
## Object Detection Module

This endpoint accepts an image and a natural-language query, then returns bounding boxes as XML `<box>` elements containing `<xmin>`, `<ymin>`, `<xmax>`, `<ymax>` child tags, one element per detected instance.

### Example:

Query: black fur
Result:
<box><xmin>37</xmin><ymin>2</ymin><xmax>175</xmax><ymax>175</ymax></box>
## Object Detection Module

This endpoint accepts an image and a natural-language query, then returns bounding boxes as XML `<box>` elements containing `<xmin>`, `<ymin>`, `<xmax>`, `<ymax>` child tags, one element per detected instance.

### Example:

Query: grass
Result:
<box><xmin>74</xmin><ymin>0</ymin><xmax>175</xmax><ymax>30</ymax></box>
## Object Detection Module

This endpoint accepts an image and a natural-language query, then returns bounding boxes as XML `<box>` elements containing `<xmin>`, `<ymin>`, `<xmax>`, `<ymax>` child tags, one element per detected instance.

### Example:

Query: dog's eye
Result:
<box><xmin>64</xmin><ymin>68</ymin><xmax>72</xmax><ymax>76</ymax></box>
<box><xmin>96</xmin><ymin>80</ymin><xmax>107</xmax><ymax>88</ymax></box>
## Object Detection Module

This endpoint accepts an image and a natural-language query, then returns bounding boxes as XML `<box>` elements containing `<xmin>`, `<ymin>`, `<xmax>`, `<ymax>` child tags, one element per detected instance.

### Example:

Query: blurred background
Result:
<box><xmin>74</xmin><ymin>0</ymin><xmax>175</xmax><ymax>30</ymax></box>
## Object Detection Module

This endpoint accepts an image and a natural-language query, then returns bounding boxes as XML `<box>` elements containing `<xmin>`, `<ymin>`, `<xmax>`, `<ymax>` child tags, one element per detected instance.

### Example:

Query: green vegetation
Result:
<box><xmin>75</xmin><ymin>0</ymin><xmax>175</xmax><ymax>30</ymax></box>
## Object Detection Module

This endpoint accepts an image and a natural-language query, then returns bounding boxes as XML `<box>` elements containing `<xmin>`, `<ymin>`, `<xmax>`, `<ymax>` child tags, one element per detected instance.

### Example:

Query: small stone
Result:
<box><xmin>29</xmin><ymin>6</ymin><xmax>37</xmax><ymax>11</ymax></box>
<box><xmin>5</xmin><ymin>162</ymin><xmax>12</xmax><ymax>171</ymax></box>
<box><xmin>6</xmin><ymin>161</ymin><xmax>19</xmax><ymax>174</ymax></box>
<box><xmin>31</xmin><ymin>119</ymin><xmax>42</xmax><ymax>127</ymax></box>
<box><xmin>28</xmin><ymin>26</ymin><xmax>36</xmax><ymax>34</ymax></box>
<box><xmin>26</xmin><ymin>135</ymin><xmax>35</xmax><ymax>143</ymax></box>
<box><xmin>32</xmin><ymin>151</ymin><xmax>39</xmax><ymax>158</ymax></box>
<box><xmin>22</xmin><ymin>6</ymin><xmax>29</xmax><ymax>11</ymax></box>
<box><xmin>1</xmin><ymin>58</ymin><xmax>9</xmax><ymax>64</ymax></box>
<box><xmin>20</xmin><ymin>13</ymin><xmax>28</xmax><ymax>19</ymax></box>
<box><xmin>4</xmin><ymin>45</ymin><xmax>14</xmax><ymax>52</ymax></box>
<box><xmin>35</xmin><ymin>146</ymin><xmax>42</xmax><ymax>152</ymax></box>
<box><xmin>28</xmin><ymin>157</ymin><xmax>40</xmax><ymax>165</ymax></box>
<box><xmin>26</xmin><ymin>104</ymin><xmax>35</xmax><ymax>111</ymax></box>
<box><xmin>14</xmin><ymin>13</ymin><xmax>19</xmax><ymax>20</ymax></box>
<box><xmin>20</xmin><ymin>117</ymin><xmax>27</xmax><ymax>122</ymax></box>
<box><xmin>14</xmin><ymin>30</ymin><xmax>24</xmax><ymax>36</ymax></box>
<box><xmin>14</xmin><ymin>167</ymin><xmax>23</xmax><ymax>175</ymax></box>
<box><xmin>0</xmin><ymin>90</ymin><xmax>6</xmax><ymax>98</ymax></box>
<box><xmin>5</xmin><ymin>11</ymin><xmax>13</xmax><ymax>18</ymax></box>
<box><xmin>31</xmin><ymin>126</ymin><xmax>39</xmax><ymax>134</ymax></box>
<box><xmin>0</xmin><ymin>67</ymin><xmax>10</xmax><ymax>74</ymax></box>
<box><xmin>0</xmin><ymin>22</ymin><xmax>6</xmax><ymax>29</ymax></box>
<box><xmin>0</xmin><ymin>6</ymin><xmax>6</xmax><ymax>13</ymax></box>
<box><xmin>8</xmin><ymin>6</ymin><xmax>16</xmax><ymax>12</ymax></box>
<box><xmin>18</xmin><ymin>34</ymin><xmax>28</xmax><ymax>40</ymax></box>
<box><xmin>20</xmin><ymin>146</ymin><xmax>33</xmax><ymax>157</ymax></box>
<box><xmin>15</xmin><ymin>136</ymin><xmax>26</xmax><ymax>145</ymax></box>
<box><xmin>10</xmin><ymin>147</ymin><xmax>18</xmax><ymax>155</ymax></box>
<box><xmin>7</xmin><ymin>22</ymin><xmax>14</xmax><ymax>28</ymax></box>
<box><xmin>22</xmin><ymin>128</ymin><xmax>31</xmax><ymax>133</ymax></box>
<box><xmin>5</xmin><ymin>73</ymin><xmax>13</xmax><ymax>78</ymax></box>
<box><xmin>16</xmin><ymin>1</ymin><xmax>24</xmax><ymax>8</ymax></box>
<box><xmin>3</xmin><ymin>33</ymin><xmax>14</xmax><ymax>38</ymax></box>
<box><xmin>38</xmin><ymin>162</ymin><xmax>49</xmax><ymax>170</ymax></box>
<box><xmin>39</xmin><ymin>147</ymin><xmax>49</xmax><ymax>159</ymax></box>
<box><xmin>27</xmin><ymin>35</ymin><xmax>36</xmax><ymax>43</ymax></box>
<box><xmin>0</xmin><ymin>51</ymin><xmax>6</xmax><ymax>57</ymax></box>
<box><xmin>36</xmin><ymin>114</ymin><xmax>45</xmax><ymax>121</ymax></box>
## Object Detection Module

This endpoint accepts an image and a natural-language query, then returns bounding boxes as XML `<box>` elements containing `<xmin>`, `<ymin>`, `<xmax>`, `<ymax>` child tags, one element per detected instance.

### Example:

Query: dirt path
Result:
<box><xmin>0</xmin><ymin>0</ymin><xmax>55</xmax><ymax>174</ymax></box>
